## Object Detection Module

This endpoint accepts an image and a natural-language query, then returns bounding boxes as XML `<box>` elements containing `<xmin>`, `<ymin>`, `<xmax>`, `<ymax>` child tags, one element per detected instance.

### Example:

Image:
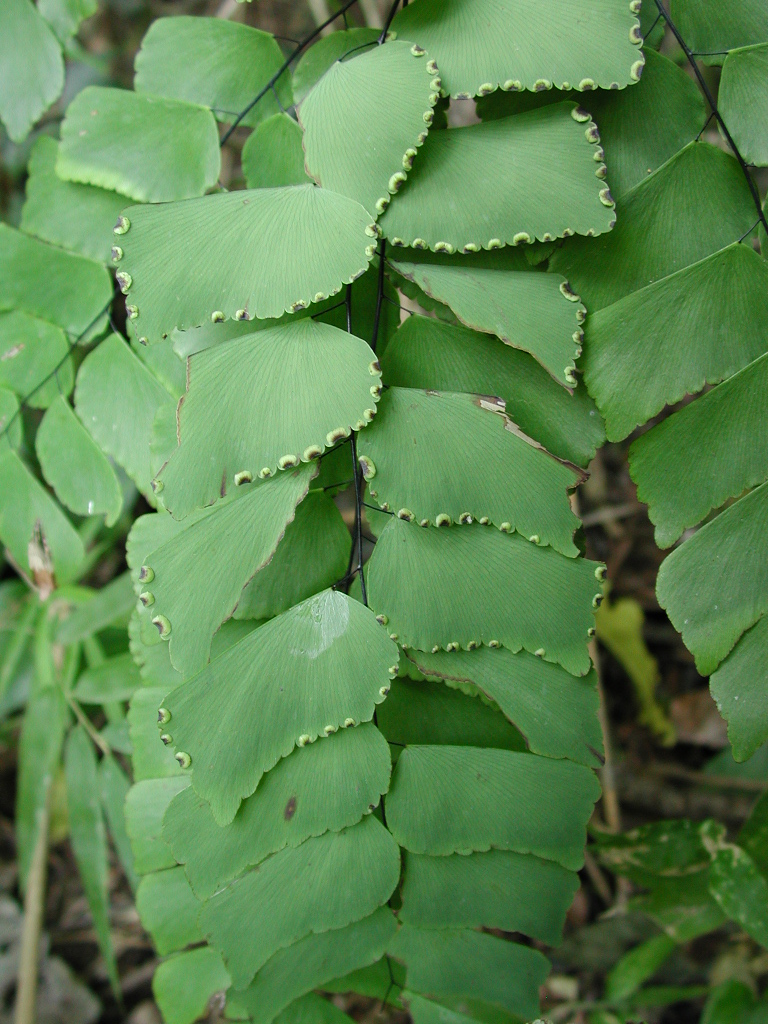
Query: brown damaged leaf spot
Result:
<box><xmin>587</xmin><ymin>744</ymin><xmax>605</xmax><ymax>767</ymax></box>
<box><xmin>284</xmin><ymin>796</ymin><xmax>297</xmax><ymax>821</ymax></box>
<box><xmin>472</xmin><ymin>395</ymin><xmax>587</xmax><ymax>484</ymax></box>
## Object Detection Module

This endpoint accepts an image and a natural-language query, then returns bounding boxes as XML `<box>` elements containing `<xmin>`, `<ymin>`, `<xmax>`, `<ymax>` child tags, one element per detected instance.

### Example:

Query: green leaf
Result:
<box><xmin>656</xmin><ymin>482</ymin><xmax>768</xmax><ymax>676</ymax></box>
<box><xmin>381</xmin><ymin>314</ymin><xmax>604</xmax><ymax>467</ymax></box>
<box><xmin>477</xmin><ymin>48</ymin><xmax>706</xmax><ymax>201</ymax></box>
<box><xmin>57</xmin><ymin>571</ymin><xmax>136</xmax><ymax>645</ymax></box>
<box><xmin>274</xmin><ymin>995</ymin><xmax>354</xmax><ymax>1024</ymax></box>
<box><xmin>701</xmin><ymin>820</ymin><xmax>768</xmax><ymax>948</ymax></box>
<box><xmin>358</xmin><ymin>387</ymin><xmax>581</xmax><ymax>553</ymax></box>
<box><xmin>594</xmin><ymin>824</ymin><xmax>729</xmax><ymax>943</ymax></box>
<box><xmin>57</xmin><ymin>86</ymin><xmax>221</xmax><ymax>203</ymax></box>
<box><xmin>739</xmin><ymin>790</ymin><xmax>768</xmax><ymax>877</ymax></box>
<box><xmin>389</xmin><ymin>250</ymin><xmax>586</xmax><ymax>386</ymax></box>
<box><xmin>710</xmin><ymin>615</ymin><xmax>768</xmax><ymax>762</ymax></box>
<box><xmin>404</xmin><ymin>994</ymin><xmax>483</xmax><ymax>1024</ymax></box>
<box><xmin>719</xmin><ymin>44</ymin><xmax>768</xmax><ymax>166</ymax></box>
<box><xmin>0</xmin><ymin>451</ymin><xmax>85</xmax><ymax>583</ymax></box>
<box><xmin>604</xmin><ymin>934</ymin><xmax>677</xmax><ymax>1002</ymax></box>
<box><xmin>388</xmin><ymin>925</ymin><xmax>549</xmax><ymax>1021</ymax></box>
<box><xmin>98</xmin><ymin>755</ymin><xmax>137</xmax><ymax>891</ymax></box>
<box><xmin>163</xmin><ymin>722</ymin><xmax>391</xmax><ymax>899</ymax></box>
<box><xmin>323</xmin><ymin>956</ymin><xmax>405</xmax><ymax>1004</ymax></box>
<box><xmin>75</xmin><ymin>334</ymin><xmax>176</xmax><ymax>498</ymax></box>
<box><xmin>72</xmin><ymin>653</ymin><xmax>141</xmax><ymax>704</ymax></box>
<box><xmin>36</xmin><ymin>396</ymin><xmax>123</xmax><ymax>526</ymax></box>
<box><xmin>640</xmin><ymin>3</ymin><xmax>666</xmax><ymax>49</ymax></box>
<box><xmin>387</xmin><ymin>745</ymin><xmax>598</xmax><ymax>866</ymax></box>
<box><xmin>133</xmin><ymin>467</ymin><xmax>315</xmax><ymax>676</ymax></box>
<box><xmin>65</xmin><ymin>726</ymin><xmax>120</xmax><ymax>995</ymax></box>
<box><xmin>292</xmin><ymin>28</ymin><xmax>381</xmax><ymax>105</ymax></box>
<box><xmin>242</xmin><ymin>113</ymin><xmax>312</xmax><ymax>189</ymax></box>
<box><xmin>162</xmin><ymin>590</ymin><xmax>398</xmax><ymax>824</ymax></box>
<box><xmin>399</xmin><ymin>849</ymin><xmax>578</xmax><ymax>943</ymax></box>
<box><xmin>318</xmin><ymin>256</ymin><xmax>401</xmax><ymax>351</ymax></box>
<box><xmin>128</xmin><ymin>686</ymin><xmax>183</xmax><ymax>781</ymax></box>
<box><xmin>0</xmin><ymin>388</ymin><xmax>21</xmax><ymax>452</ymax></box>
<box><xmin>21</xmin><ymin>137</ymin><xmax>129</xmax><ymax>264</ymax></box>
<box><xmin>390</xmin><ymin>0</ymin><xmax>644</xmax><ymax>97</ymax></box>
<box><xmin>118</xmin><ymin>184</ymin><xmax>376</xmax><ymax>342</ymax></box>
<box><xmin>550</xmin><ymin>142</ymin><xmax>757</xmax><ymax>313</ymax></box>
<box><xmin>169</xmin><ymin>257</ymin><xmax>399</xmax><ymax>358</ymax></box>
<box><xmin>153</xmin><ymin>947</ymin><xmax>231</xmax><ymax>1024</ymax></box>
<box><xmin>125</xmin><ymin>776</ymin><xmax>190</xmax><ymax>874</ymax></box>
<box><xmin>37</xmin><ymin>0</ymin><xmax>96</xmax><ymax>40</ymax></box>
<box><xmin>702</xmin><ymin>981</ymin><xmax>759</xmax><ymax>1024</ymax></box>
<box><xmin>0</xmin><ymin>0</ymin><xmax>64</xmax><ymax>143</ymax></box>
<box><xmin>231</xmin><ymin>909</ymin><xmax>397</xmax><ymax>1024</ymax></box>
<box><xmin>0</xmin><ymin>224</ymin><xmax>112</xmax><ymax>337</ymax></box>
<box><xmin>403</xmin><ymin>647</ymin><xmax>602</xmax><ymax>766</ymax></box>
<box><xmin>200</xmin><ymin>816</ymin><xmax>400</xmax><ymax>987</ymax></box>
<box><xmin>299</xmin><ymin>40</ymin><xmax>436</xmax><ymax>216</ymax></box>
<box><xmin>234</xmin><ymin>490</ymin><xmax>351</xmax><ymax>621</ymax></box>
<box><xmin>136</xmin><ymin>866</ymin><xmax>203</xmax><ymax>955</ymax></box>
<box><xmin>16</xmin><ymin>686</ymin><xmax>69</xmax><ymax>888</ymax></box>
<box><xmin>671</xmin><ymin>0</ymin><xmax>768</xmax><ymax>58</ymax></box>
<box><xmin>638</xmin><ymin>873</ymin><xmax>727</xmax><ymax>944</ymax></box>
<box><xmin>134</xmin><ymin>16</ymin><xmax>292</xmax><ymax>128</ymax></box>
<box><xmin>133</xmin><ymin>339</ymin><xmax>185</xmax><ymax>408</ymax></box>
<box><xmin>594</xmin><ymin>819</ymin><xmax>711</xmax><ymax>882</ymax></box>
<box><xmin>377</xmin><ymin>676</ymin><xmax>527</xmax><ymax>753</ymax></box>
<box><xmin>595</xmin><ymin>594</ymin><xmax>673</xmax><ymax>746</ymax></box>
<box><xmin>630</xmin><ymin>351</ymin><xmax>768</xmax><ymax>547</ymax></box>
<box><xmin>367</xmin><ymin>517</ymin><xmax>601</xmax><ymax>675</ymax></box>
<box><xmin>101</xmin><ymin>720</ymin><xmax>131</xmax><ymax>756</ymax></box>
<box><xmin>158</xmin><ymin>319</ymin><xmax>381</xmax><ymax>518</ymax></box>
<box><xmin>0</xmin><ymin>311</ymin><xmax>73</xmax><ymax>408</ymax></box>
<box><xmin>583</xmin><ymin>243</ymin><xmax>768</xmax><ymax>441</ymax></box>
<box><xmin>129</xmin><ymin>618</ymin><xmax>184</xmax><ymax>694</ymax></box>
<box><xmin>380</xmin><ymin>104</ymin><xmax>616</xmax><ymax>254</ymax></box>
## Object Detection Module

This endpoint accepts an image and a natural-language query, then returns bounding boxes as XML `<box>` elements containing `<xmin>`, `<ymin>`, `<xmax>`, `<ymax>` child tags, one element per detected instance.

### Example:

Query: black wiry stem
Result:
<box><xmin>350</xmin><ymin>433</ymin><xmax>368</xmax><ymax>605</ymax></box>
<box><xmin>0</xmin><ymin>297</ymin><xmax>113</xmax><ymax>443</ymax></box>
<box><xmin>346</xmin><ymin>283</ymin><xmax>369</xmax><ymax>604</ymax></box>
<box><xmin>220</xmin><ymin>0</ymin><xmax>361</xmax><ymax>147</ymax></box>
<box><xmin>370</xmin><ymin>239</ymin><xmax>387</xmax><ymax>353</ymax></box>
<box><xmin>654</xmin><ymin>0</ymin><xmax>768</xmax><ymax>237</ymax></box>
<box><xmin>380</xmin><ymin>955</ymin><xmax>398</xmax><ymax>1011</ymax></box>
<box><xmin>378</xmin><ymin>0</ymin><xmax>402</xmax><ymax>44</ymax></box>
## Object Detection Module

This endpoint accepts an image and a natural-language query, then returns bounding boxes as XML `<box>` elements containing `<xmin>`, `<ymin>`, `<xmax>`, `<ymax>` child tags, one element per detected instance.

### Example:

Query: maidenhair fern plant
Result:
<box><xmin>1</xmin><ymin>0</ymin><xmax>767</xmax><ymax>1022</ymax></box>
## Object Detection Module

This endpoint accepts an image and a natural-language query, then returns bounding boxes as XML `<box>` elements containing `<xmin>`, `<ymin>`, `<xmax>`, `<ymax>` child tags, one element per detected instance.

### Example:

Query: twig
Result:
<box><xmin>357</xmin><ymin>0</ymin><xmax>383</xmax><ymax>27</ymax></box>
<box><xmin>648</xmin><ymin>761</ymin><xmax>768</xmax><ymax>793</ymax></box>
<box><xmin>581</xmin><ymin>501</ymin><xmax>644</xmax><ymax>528</ymax></box>
<box><xmin>306</xmin><ymin>0</ymin><xmax>335</xmax><ymax>36</ymax></box>
<box><xmin>65</xmin><ymin>694</ymin><xmax>111</xmax><ymax>757</ymax></box>
<box><xmin>593</xmin><ymin>641</ymin><xmax>622</xmax><ymax>834</ymax></box>
<box><xmin>378</xmin><ymin>0</ymin><xmax>401</xmax><ymax>43</ymax></box>
<box><xmin>583</xmin><ymin>849</ymin><xmax>613</xmax><ymax>905</ymax></box>
<box><xmin>14</xmin><ymin>791</ymin><xmax>50</xmax><ymax>1024</ymax></box>
<box><xmin>220</xmin><ymin>0</ymin><xmax>361</xmax><ymax>146</ymax></box>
